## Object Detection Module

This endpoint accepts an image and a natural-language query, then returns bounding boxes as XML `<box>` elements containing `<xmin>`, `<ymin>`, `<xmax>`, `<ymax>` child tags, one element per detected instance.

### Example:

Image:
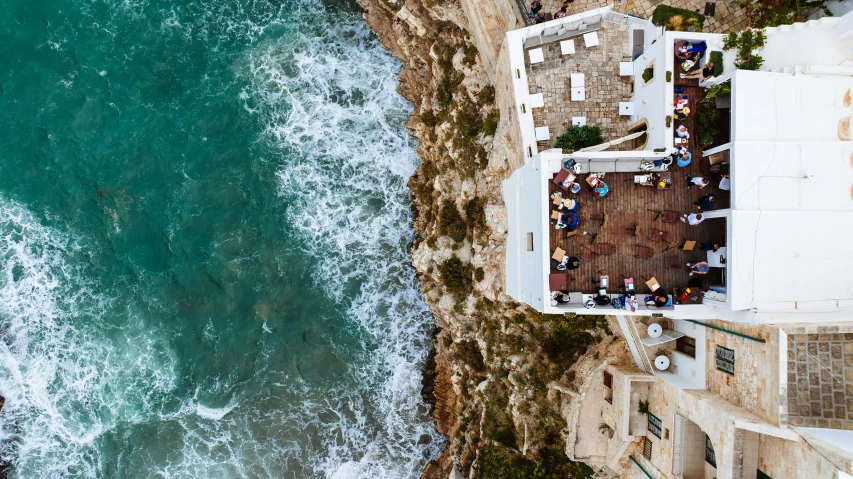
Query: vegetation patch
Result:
<box><xmin>651</xmin><ymin>5</ymin><xmax>705</xmax><ymax>30</ymax></box>
<box><xmin>438</xmin><ymin>256</ymin><xmax>473</xmax><ymax>299</ymax></box>
<box><xmin>439</xmin><ymin>199</ymin><xmax>467</xmax><ymax>242</ymax></box>
<box><xmin>466</xmin><ymin>197</ymin><xmax>487</xmax><ymax>234</ymax></box>
<box><xmin>553</xmin><ymin>125</ymin><xmax>604</xmax><ymax>153</ymax></box>
<box><xmin>709</xmin><ymin>51</ymin><xmax>724</xmax><ymax>76</ymax></box>
<box><xmin>723</xmin><ymin>29</ymin><xmax>767</xmax><ymax>71</ymax></box>
<box><xmin>642</xmin><ymin>67</ymin><xmax>654</xmax><ymax>83</ymax></box>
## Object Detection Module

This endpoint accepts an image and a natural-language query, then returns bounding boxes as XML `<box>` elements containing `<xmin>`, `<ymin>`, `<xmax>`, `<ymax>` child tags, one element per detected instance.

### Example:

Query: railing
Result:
<box><xmin>514</xmin><ymin>0</ymin><xmax>534</xmax><ymax>27</ymax></box>
<box><xmin>672</xmin><ymin>413</ymin><xmax>686</xmax><ymax>479</ymax></box>
<box><xmin>623</xmin><ymin>317</ymin><xmax>654</xmax><ymax>373</ymax></box>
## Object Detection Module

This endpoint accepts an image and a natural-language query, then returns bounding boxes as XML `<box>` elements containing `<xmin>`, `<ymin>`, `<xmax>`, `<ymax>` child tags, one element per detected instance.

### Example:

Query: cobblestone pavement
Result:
<box><xmin>536</xmin><ymin>0</ymin><xmax>749</xmax><ymax>34</ymax></box>
<box><xmin>526</xmin><ymin>23</ymin><xmax>634</xmax><ymax>148</ymax></box>
<box><xmin>787</xmin><ymin>334</ymin><xmax>853</xmax><ymax>430</ymax></box>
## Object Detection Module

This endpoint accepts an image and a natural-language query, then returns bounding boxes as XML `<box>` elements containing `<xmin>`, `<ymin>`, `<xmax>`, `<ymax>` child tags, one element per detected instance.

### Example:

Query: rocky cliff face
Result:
<box><xmin>355</xmin><ymin>0</ymin><xmax>620</xmax><ymax>476</ymax></box>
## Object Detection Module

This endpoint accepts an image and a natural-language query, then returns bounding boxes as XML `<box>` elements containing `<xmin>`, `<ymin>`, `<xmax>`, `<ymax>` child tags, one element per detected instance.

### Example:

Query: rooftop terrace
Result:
<box><xmin>525</xmin><ymin>21</ymin><xmax>634</xmax><ymax>150</ymax></box>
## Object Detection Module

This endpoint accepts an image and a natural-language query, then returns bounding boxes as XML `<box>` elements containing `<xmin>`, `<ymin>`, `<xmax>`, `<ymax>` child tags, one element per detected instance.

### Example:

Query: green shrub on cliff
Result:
<box><xmin>553</xmin><ymin>125</ymin><xmax>604</xmax><ymax>153</ymax></box>
<box><xmin>439</xmin><ymin>200</ymin><xmax>467</xmax><ymax>242</ymax></box>
<box><xmin>438</xmin><ymin>256</ymin><xmax>473</xmax><ymax>299</ymax></box>
<box><xmin>465</xmin><ymin>197</ymin><xmax>487</xmax><ymax>233</ymax></box>
<box><xmin>481</xmin><ymin>111</ymin><xmax>499</xmax><ymax>137</ymax></box>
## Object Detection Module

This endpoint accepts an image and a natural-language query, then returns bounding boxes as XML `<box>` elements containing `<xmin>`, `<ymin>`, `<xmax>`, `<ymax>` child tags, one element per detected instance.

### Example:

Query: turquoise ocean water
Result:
<box><xmin>0</xmin><ymin>0</ymin><xmax>441</xmax><ymax>477</ymax></box>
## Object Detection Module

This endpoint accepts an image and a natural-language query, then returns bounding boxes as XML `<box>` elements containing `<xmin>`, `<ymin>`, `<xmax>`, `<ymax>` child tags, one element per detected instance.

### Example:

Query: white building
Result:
<box><xmin>502</xmin><ymin>6</ymin><xmax>853</xmax><ymax>324</ymax></box>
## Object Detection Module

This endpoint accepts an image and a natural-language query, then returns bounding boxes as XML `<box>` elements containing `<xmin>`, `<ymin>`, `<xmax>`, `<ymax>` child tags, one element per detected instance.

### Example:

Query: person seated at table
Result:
<box><xmin>676</xmin><ymin>149</ymin><xmax>692</xmax><ymax>167</ymax></box>
<box><xmin>565</xmin><ymin>255</ymin><xmax>580</xmax><ymax>270</ymax></box>
<box><xmin>700</xmin><ymin>241</ymin><xmax>720</xmax><ymax>252</ymax></box>
<box><xmin>675</xmin><ymin>125</ymin><xmax>689</xmax><ymax>139</ymax></box>
<box><xmin>673</xmin><ymin>106</ymin><xmax>690</xmax><ymax>121</ymax></box>
<box><xmin>702</xmin><ymin>60</ymin><xmax>715</xmax><ymax>81</ymax></box>
<box><xmin>551</xmin><ymin>290</ymin><xmax>571</xmax><ymax>304</ymax></box>
<box><xmin>693</xmin><ymin>193</ymin><xmax>717</xmax><ymax>210</ymax></box>
<box><xmin>690</xmin><ymin>41</ymin><xmax>708</xmax><ymax>60</ymax></box>
<box><xmin>652</xmin><ymin>287</ymin><xmax>670</xmax><ymax>308</ymax></box>
<box><xmin>534</xmin><ymin>11</ymin><xmax>549</xmax><ymax>23</ymax></box>
<box><xmin>559</xmin><ymin>213</ymin><xmax>579</xmax><ymax>231</ymax></box>
<box><xmin>592</xmin><ymin>181</ymin><xmax>609</xmax><ymax>198</ymax></box>
<box><xmin>593</xmin><ymin>289</ymin><xmax>611</xmax><ymax>306</ymax></box>
<box><xmin>558</xmin><ymin>197</ymin><xmax>578</xmax><ymax>213</ymax></box>
<box><xmin>624</xmin><ymin>295</ymin><xmax>638</xmax><ymax>312</ymax></box>
<box><xmin>686</xmin><ymin>261</ymin><xmax>710</xmax><ymax>276</ymax></box>
<box><xmin>685</xmin><ymin>175</ymin><xmax>709</xmax><ymax>189</ymax></box>
<box><xmin>554</xmin><ymin>6</ymin><xmax>568</xmax><ymax>18</ymax></box>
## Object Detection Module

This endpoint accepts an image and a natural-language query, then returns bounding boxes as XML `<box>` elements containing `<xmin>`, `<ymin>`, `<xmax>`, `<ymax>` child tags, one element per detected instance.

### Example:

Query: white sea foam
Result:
<box><xmin>245</xmin><ymin>9</ymin><xmax>443</xmax><ymax>479</ymax></box>
<box><xmin>196</xmin><ymin>403</ymin><xmax>237</xmax><ymax>421</ymax></box>
<box><xmin>0</xmin><ymin>198</ymin><xmax>179</xmax><ymax>477</ymax></box>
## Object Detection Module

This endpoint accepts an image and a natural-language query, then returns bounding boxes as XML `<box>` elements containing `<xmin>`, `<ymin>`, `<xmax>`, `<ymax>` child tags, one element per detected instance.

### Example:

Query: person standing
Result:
<box><xmin>681</xmin><ymin>212</ymin><xmax>705</xmax><ymax>225</ymax></box>
<box><xmin>685</xmin><ymin>176</ymin><xmax>709</xmax><ymax>189</ymax></box>
<box><xmin>693</xmin><ymin>193</ymin><xmax>717</xmax><ymax>210</ymax></box>
<box><xmin>530</xmin><ymin>0</ymin><xmax>543</xmax><ymax>15</ymax></box>
<box><xmin>686</xmin><ymin>261</ymin><xmax>710</xmax><ymax>276</ymax></box>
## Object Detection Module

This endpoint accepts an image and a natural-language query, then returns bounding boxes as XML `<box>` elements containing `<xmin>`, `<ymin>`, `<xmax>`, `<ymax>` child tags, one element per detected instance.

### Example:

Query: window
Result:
<box><xmin>603</xmin><ymin>371</ymin><xmax>613</xmax><ymax>404</ymax></box>
<box><xmin>643</xmin><ymin>437</ymin><xmax>652</xmax><ymax>460</ymax></box>
<box><xmin>676</xmin><ymin>335</ymin><xmax>696</xmax><ymax>358</ymax></box>
<box><xmin>715</xmin><ymin>345</ymin><xmax>735</xmax><ymax>375</ymax></box>
<box><xmin>647</xmin><ymin>413</ymin><xmax>662</xmax><ymax>439</ymax></box>
<box><xmin>525</xmin><ymin>232</ymin><xmax>534</xmax><ymax>251</ymax></box>
<box><xmin>705</xmin><ymin>434</ymin><xmax>716</xmax><ymax>468</ymax></box>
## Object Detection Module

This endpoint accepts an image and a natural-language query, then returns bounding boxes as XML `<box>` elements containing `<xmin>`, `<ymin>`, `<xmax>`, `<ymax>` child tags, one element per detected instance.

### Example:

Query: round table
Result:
<box><xmin>647</xmin><ymin>323</ymin><xmax>663</xmax><ymax>338</ymax></box>
<box><xmin>655</xmin><ymin>355</ymin><xmax>670</xmax><ymax>371</ymax></box>
<box><xmin>674</xmin><ymin>40</ymin><xmax>691</xmax><ymax>60</ymax></box>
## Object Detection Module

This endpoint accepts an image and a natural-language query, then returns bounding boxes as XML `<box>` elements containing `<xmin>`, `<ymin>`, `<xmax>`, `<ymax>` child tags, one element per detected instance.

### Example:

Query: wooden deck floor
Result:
<box><xmin>548</xmin><ymin>75</ymin><xmax>729</xmax><ymax>295</ymax></box>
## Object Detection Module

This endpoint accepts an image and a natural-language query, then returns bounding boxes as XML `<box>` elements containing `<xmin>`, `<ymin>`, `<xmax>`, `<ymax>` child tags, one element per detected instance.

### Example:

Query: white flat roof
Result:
<box><xmin>728</xmin><ymin>70</ymin><xmax>853</xmax><ymax>312</ymax></box>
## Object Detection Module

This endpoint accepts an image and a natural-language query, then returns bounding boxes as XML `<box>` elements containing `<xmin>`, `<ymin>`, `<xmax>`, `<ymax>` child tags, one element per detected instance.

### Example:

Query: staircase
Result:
<box><xmin>616</xmin><ymin>316</ymin><xmax>654</xmax><ymax>373</ymax></box>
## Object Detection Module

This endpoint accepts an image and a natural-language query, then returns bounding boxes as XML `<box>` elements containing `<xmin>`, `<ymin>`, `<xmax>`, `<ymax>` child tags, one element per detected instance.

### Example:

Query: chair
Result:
<box><xmin>597</xmin><ymin>243</ymin><xmax>616</xmax><ymax>256</ymax></box>
<box><xmin>529</xmin><ymin>93</ymin><xmax>545</xmax><ymax>109</ymax></box>
<box><xmin>648</xmin><ymin>228</ymin><xmax>671</xmax><ymax>243</ymax></box>
<box><xmin>572</xmin><ymin>116</ymin><xmax>587</xmax><ymax>126</ymax></box>
<box><xmin>560</xmin><ymin>39</ymin><xmax>576</xmax><ymax>56</ymax></box>
<box><xmin>571</xmin><ymin>87</ymin><xmax>585</xmax><ymax>101</ymax></box>
<box><xmin>619</xmin><ymin>61</ymin><xmax>634</xmax><ymax>76</ymax></box>
<box><xmin>528</xmin><ymin>48</ymin><xmax>545</xmax><ymax>65</ymax></box>
<box><xmin>535</xmin><ymin>126</ymin><xmax>551</xmax><ymax>141</ymax></box>
<box><xmin>619</xmin><ymin>102</ymin><xmax>634</xmax><ymax>116</ymax></box>
<box><xmin>663</xmin><ymin>210</ymin><xmax>681</xmax><ymax>223</ymax></box>
<box><xmin>626</xmin><ymin>224</ymin><xmax>640</xmax><ymax>237</ymax></box>
<box><xmin>667</xmin><ymin>256</ymin><xmax>681</xmax><ymax>269</ymax></box>
<box><xmin>584</xmin><ymin>31</ymin><xmax>600</xmax><ymax>48</ymax></box>
<box><xmin>634</xmin><ymin>245</ymin><xmax>654</xmax><ymax>259</ymax></box>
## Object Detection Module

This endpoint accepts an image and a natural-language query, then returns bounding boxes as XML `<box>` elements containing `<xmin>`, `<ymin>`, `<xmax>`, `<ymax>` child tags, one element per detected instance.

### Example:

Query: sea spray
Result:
<box><xmin>0</xmin><ymin>0</ymin><xmax>439</xmax><ymax>477</ymax></box>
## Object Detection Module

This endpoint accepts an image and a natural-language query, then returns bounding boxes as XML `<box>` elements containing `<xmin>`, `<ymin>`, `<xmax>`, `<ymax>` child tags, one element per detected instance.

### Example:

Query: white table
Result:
<box><xmin>584</xmin><ymin>31</ymin><xmax>600</xmax><ymax>48</ymax></box>
<box><xmin>535</xmin><ymin>126</ymin><xmax>551</xmax><ymax>141</ymax></box>
<box><xmin>648</xmin><ymin>323</ymin><xmax>663</xmax><ymax>338</ymax></box>
<box><xmin>570</xmin><ymin>73</ymin><xmax>585</xmax><ymax>88</ymax></box>
<box><xmin>528</xmin><ymin>48</ymin><xmax>544</xmax><ymax>65</ymax></box>
<box><xmin>619</xmin><ymin>101</ymin><xmax>634</xmax><ymax>116</ymax></box>
<box><xmin>571</xmin><ymin>87</ymin><xmax>585</xmax><ymax>101</ymax></box>
<box><xmin>529</xmin><ymin>93</ymin><xmax>545</xmax><ymax>109</ymax></box>
<box><xmin>707</xmin><ymin>247</ymin><xmax>727</xmax><ymax>267</ymax></box>
<box><xmin>572</xmin><ymin>116</ymin><xmax>586</xmax><ymax>126</ymax></box>
<box><xmin>560</xmin><ymin>39</ymin><xmax>576</xmax><ymax>55</ymax></box>
<box><xmin>655</xmin><ymin>355</ymin><xmax>670</xmax><ymax>371</ymax></box>
<box><xmin>619</xmin><ymin>61</ymin><xmax>634</xmax><ymax>76</ymax></box>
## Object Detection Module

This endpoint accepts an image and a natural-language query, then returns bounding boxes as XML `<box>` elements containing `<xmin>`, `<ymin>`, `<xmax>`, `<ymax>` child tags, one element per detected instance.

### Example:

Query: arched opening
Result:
<box><xmin>672</xmin><ymin>414</ymin><xmax>717</xmax><ymax>479</ymax></box>
<box><xmin>626</xmin><ymin>118</ymin><xmax>650</xmax><ymax>150</ymax></box>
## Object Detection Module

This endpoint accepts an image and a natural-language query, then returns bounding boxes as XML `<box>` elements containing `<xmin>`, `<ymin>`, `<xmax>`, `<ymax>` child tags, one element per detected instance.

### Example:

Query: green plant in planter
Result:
<box><xmin>723</xmin><ymin>29</ymin><xmax>767</xmax><ymax>71</ymax></box>
<box><xmin>710</xmin><ymin>51</ymin><xmax>724</xmax><ymax>76</ymax></box>
<box><xmin>642</xmin><ymin>67</ymin><xmax>654</xmax><ymax>83</ymax></box>
<box><xmin>638</xmin><ymin>399</ymin><xmax>650</xmax><ymax>415</ymax></box>
<box><xmin>665</xmin><ymin>115</ymin><xmax>672</xmax><ymax>128</ymax></box>
<box><xmin>554</xmin><ymin>125</ymin><xmax>604</xmax><ymax>153</ymax></box>
<box><xmin>598</xmin><ymin>422</ymin><xmax>612</xmax><ymax>434</ymax></box>
<box><xmin>666</xmin><ymin>71</ymin><xmax>672</xmax><ymax>82</ymax></box>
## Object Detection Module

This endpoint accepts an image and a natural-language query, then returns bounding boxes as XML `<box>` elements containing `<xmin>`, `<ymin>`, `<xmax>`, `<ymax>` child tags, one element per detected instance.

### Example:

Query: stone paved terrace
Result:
<box><xmin>537</xmin><ymin>0</ymin><xmax>750</xmax><ymax>34</ymax></box>
<box><xmin>787</xmin><ymin>333</ymin><xmax>853</xmax><ymax>429</ymax></box>
<box><xmin>526</xmin><ymin>22</ymin><xmax>634</xmax><ymax>150</ymax></box>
